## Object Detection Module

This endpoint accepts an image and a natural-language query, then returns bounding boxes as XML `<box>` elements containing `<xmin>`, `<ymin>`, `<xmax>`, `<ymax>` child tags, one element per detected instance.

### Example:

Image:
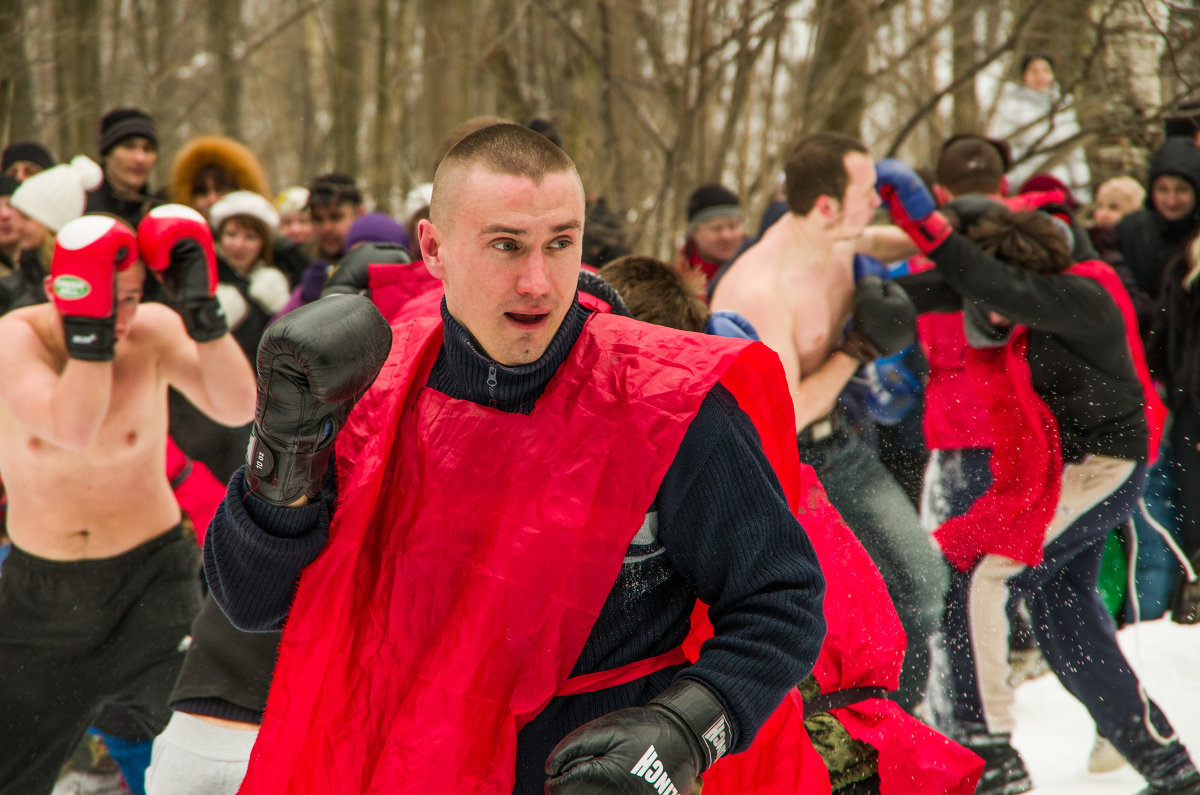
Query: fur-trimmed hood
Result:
<box><xmin>168</xmin><ymin>135</ymin><xmax>270</xmax><ymax>207</ymax></box>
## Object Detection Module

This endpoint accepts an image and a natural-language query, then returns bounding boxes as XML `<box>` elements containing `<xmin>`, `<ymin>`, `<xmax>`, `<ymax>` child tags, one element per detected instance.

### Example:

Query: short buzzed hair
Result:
<box><xmin>430</xmin><ymin>123</ymin><xmax>577</xmax><ymax>224</ymax></box>
<box><xmin>936</xmin><ymin>135</ymin><xmax>1007</xmax><ymax>197</ymax></box>
<box><xmin>784</xmin><ymin>132</ymin><xmax>869</xmax><ymax>216</ymax></box>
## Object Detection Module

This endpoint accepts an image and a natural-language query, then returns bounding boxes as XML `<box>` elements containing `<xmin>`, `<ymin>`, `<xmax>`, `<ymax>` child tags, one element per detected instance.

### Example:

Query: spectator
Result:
<box><xmin>85</xmin><ymin>107</ymin><xmax>164</xmax><ymax>230</ymax></box>
<box><xmin>677</xmin><ymin>184</ymin><xmax>746</xmax><ymax>298</ymax></box>
<box><xmin>167</xmin><ymin>135</ymin><xmax>271</xmax><ymax>223</ymax></box>
<box><xmin>1</xmin><ymin>141</ymin><xmax>55</xmax><ymax>182</ymax></box>
<box><xmin>989</xmin><ymin>53</ymin><xmax>1092</xmax><ymax>203</ymax></box>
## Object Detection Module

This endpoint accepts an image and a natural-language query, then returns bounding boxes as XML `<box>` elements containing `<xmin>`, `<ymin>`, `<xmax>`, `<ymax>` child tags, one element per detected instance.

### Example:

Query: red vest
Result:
<box><xmin>238</xmin><ymin>313</ymin><xmax>801</xmax><ymax>793</ymax></box>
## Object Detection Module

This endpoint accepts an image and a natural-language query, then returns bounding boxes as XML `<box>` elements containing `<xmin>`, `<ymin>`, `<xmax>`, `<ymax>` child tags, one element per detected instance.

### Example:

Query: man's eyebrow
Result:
<box><xmin>480</xmin><ymin>224</ymin><xmax>526</xmax><ymax>236</ymax></box>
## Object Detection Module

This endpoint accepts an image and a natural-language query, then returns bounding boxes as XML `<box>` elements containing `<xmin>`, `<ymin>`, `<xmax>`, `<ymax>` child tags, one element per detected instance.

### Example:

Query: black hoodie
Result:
<box><xmin>1115</xmin><ymin>137</ymin><xmax>1200</xmax><ymax>320</ymax></box>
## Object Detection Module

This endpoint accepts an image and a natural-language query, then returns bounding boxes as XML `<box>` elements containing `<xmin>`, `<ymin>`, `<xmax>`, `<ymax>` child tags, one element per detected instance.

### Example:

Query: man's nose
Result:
<box><xmin>516</xmin><ymin>251</ymin><xmax>551</xmax><ymax>295</ymax></box>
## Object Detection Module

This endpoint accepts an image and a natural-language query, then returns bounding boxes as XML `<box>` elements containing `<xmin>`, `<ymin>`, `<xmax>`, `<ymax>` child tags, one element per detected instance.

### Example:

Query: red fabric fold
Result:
<box><xmin>691</xmin><ymin>357</ymin><xmax>982</xmax><ymax>793</ymax></box>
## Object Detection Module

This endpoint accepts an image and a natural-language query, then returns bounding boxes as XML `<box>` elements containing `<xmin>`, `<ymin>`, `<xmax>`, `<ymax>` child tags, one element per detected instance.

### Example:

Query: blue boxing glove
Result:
<box><xmin>875</xmin><ymin>158</ymin><xmax>952</xmax><ymax>255</ymax></box>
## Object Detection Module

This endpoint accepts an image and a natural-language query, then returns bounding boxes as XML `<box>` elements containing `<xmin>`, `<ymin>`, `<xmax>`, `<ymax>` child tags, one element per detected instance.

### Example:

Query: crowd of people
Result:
<box><xmin>1</xmin><ymin>60</ymin><xmax>1200</xmax><ymax>795</ymax></box>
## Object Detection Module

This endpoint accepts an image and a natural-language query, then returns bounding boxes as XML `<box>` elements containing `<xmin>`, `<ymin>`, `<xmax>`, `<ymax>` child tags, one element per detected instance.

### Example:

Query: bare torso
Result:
<box><xmin>0</xmin><ymin>303</ymin><xmax>183</xmax><ymax>559</ymax></box>
<box><xmin>711</xmin><ymin>215</ymin><xmax>856</xmax><ymax>427</ymax></box>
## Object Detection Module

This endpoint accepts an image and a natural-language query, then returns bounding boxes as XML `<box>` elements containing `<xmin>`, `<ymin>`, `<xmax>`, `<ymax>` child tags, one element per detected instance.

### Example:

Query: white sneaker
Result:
<box><xmin>1087</xmin><ymin>733</ymin><xmax>1128</xmax><ymax>774</ymax></box>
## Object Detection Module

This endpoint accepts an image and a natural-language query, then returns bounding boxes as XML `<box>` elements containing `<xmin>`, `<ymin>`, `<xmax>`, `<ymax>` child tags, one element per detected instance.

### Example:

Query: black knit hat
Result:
<box><xmin>99</xmin><ymin>107</ymin><xmax>158</xmax><ymax>155</ymax></box>
<box><xmin>686</xmin><ymin>184</ymin><xmax>741</xmax><ymax>226</ymax></box>
<box><xmin>0</xmin><ymin>174</ymin><xmax>18</xmax><ymax>197</ymax></box>
<box><xmin>2</xmin><ymin>141</ymin><xmax>55</xmax><ymax>174</ymax></box>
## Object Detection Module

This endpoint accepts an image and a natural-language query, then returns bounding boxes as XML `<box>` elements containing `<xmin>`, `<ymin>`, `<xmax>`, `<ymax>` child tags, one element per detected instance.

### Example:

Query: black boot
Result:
<box><xmin>957</xmin><ymin>724</ymin><xmax>1033</xmax><ymax>795</ymax></box>
<box><xmin>1136</xmin><ymin>768</ymin><xmax>1200</xmax><ymax>794</ymax></box>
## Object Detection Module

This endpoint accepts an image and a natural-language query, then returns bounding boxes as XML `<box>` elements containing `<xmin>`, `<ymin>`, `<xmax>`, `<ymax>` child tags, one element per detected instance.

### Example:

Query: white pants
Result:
<box><xmin>145</xmin><ymin>712</ymin><xmax>258</xmax><ymax>795</ymax></box>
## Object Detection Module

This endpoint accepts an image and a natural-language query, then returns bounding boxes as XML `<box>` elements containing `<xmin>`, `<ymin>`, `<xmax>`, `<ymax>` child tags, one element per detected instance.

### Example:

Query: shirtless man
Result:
<box><xmin>0</xmin><ymin>209</ymin><xmax>255</xmax><ymax>794</ymax></box>
<box><xmin>711</xmin><ymin>131</ymin><xmax>948</xmax><ymax>712</ymax></box>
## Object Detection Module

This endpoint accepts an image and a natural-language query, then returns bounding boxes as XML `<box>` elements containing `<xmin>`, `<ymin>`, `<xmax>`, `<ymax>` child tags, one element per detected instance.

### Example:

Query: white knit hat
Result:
<box><xmin>11</xmin><ymin>155</ymin><xmax>103</xmax><ymax>233</ymax></box>
<box><xmin>210</xmin><ymin>190</ymin><xmax>280</xmax><ymax>233</ymax></box>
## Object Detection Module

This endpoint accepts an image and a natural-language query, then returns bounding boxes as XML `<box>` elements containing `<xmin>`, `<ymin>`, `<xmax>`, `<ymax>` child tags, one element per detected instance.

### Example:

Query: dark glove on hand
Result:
<box><xmin>138</xmin><ymin>204</ymin><xmax>228</xmax><ymax>341</ymax></box>
<box><xmin>875</xmin><ymin>158</ymin><xmax>952</xmax><ymax>255</ymax></box>
<box><xmin>545</xmin><ymin>679</ymin><xmax>730</xmax><ymax>794</ymax></box>
<box><xmin>840</xmin><ymin>275</ymin><xmax>916</xmax><ymax>364</ymax></box>
<box><xmin>245</xmin><ymin>294</ymin><xmax>393</xmax><ymax>506</ymax></box>
<box><xmin>320</xmin><ymin>242</ymin><xmax>412</xmax><ymax>299</ymax></box>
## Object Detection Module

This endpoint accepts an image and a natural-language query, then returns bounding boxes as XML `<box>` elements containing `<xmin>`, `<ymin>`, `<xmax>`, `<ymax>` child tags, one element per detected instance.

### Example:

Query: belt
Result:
<box><xmin>797</xmin><ymin>411</ymin><xmax>842</xmax><ymax>446</ymax></box>
<box><xmin>803</xmin><ymin>685</ymin><xmax>890</xmax><ymax>719</ymax></box>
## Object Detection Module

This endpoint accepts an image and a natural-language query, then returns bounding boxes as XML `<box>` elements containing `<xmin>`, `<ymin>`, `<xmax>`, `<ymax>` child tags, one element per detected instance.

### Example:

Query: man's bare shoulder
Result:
<box><xmin>711</xmin><ymin>240</ymin><xmax>783</xmax><ymax>311</ymax></box>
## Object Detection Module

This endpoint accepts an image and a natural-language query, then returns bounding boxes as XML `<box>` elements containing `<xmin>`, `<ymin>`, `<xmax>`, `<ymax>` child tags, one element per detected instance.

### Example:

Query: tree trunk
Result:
<box><xmin>951</xmin><ymin>0</ymin><xmax>978</xmax><ymax>134</ymax></box>
<box><xmin>209</xmin><ymin>0</ymin><xmax>244</xmax><ymax>139</ymax></box>
<box><xmin>0</xmin><ymin>0</ymin><xmax>37</xmax><ymax>143</ymax></box>
<box><xmin>331</xmin><ymin>0</ymin><xmax>365</xmax><ymax>177</ymax></box>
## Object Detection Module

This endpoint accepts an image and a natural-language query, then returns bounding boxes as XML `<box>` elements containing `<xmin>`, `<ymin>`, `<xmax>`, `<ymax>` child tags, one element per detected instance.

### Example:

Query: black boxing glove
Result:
<box><xmin>245</xmin><ymin>294</ymin><xmax>393</xmax><ymax>506</ymax></box>
<box><xmin>839</xmin><ymin>275</ymin><xmax>917</xmax><ymax>364</ymax></box>
<box><xmin>320</xmin><ymin>242</ymin><xmax>412</xmax><ymax>299</ymax></box>
<box><xmin>545</xmin><ymin>679</ymin><xmax>731</xmax><ymax>794</ymax></box>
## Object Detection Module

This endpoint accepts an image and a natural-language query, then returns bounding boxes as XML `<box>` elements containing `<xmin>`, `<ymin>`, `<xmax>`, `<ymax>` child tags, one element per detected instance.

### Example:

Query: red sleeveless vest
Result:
<box><xmin>238</xmin><ymin>313</ymin><xmax>799</xmax><ymax>793</ymax></box>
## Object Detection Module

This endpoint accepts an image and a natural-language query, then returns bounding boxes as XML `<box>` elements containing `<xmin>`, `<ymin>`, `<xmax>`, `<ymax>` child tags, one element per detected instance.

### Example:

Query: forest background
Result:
<box><xmin>1</xmin><ymin>0</ymin><xmax>1196</xmax><ymax>259</ymax></box>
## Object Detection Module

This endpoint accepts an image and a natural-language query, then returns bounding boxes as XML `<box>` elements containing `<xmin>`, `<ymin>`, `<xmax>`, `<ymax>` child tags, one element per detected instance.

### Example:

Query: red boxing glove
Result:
<box><xmin>138</xmin><ymin>204</ymin><xmax>228</xmax><ymax>341</ymax></box>
<box><xmin>50</xmin><ymin>215</ymin><xmax>138</xmax><ymax>361</ymax></box>
<box><xmin>878</xmin><ymin>184</ymin><xmax>953</xmax><ymax>256</ymax></box>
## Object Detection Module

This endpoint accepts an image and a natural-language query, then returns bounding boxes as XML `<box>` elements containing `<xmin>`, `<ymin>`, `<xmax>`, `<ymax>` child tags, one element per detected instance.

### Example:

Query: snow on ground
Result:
<box><xmin>1011</xmin><ymin>618</ymin><xmax>1200</xmax><ymax>794</ymax></box>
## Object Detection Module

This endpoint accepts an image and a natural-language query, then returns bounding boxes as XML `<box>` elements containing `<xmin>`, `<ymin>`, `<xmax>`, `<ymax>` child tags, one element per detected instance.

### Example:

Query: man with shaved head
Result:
<box><xmin>204</xmin><ymin>123</ymin><xmax>826</xmax><ymax>793</ymax></box>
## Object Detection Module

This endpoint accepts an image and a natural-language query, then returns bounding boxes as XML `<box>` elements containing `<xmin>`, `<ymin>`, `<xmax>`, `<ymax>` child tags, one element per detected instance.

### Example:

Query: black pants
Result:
<box><xmin>0</xmin><ymin>527</ymin><xmax>202</xmax><ymax>795</ymax></box>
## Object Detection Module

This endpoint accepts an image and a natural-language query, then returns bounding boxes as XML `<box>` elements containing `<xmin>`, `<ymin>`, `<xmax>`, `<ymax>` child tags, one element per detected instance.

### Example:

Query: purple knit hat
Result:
<box><xmin>343</xmin><ymin>212</ymin><xmax>410</xmax><ymax>253</ymax></box>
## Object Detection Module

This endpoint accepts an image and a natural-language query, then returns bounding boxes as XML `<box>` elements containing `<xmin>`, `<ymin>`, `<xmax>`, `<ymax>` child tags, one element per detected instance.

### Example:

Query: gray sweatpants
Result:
<box><xmin>145</xmin><ymin>712</ymin><xmax>257</xmax><ymax>795</ymax></box>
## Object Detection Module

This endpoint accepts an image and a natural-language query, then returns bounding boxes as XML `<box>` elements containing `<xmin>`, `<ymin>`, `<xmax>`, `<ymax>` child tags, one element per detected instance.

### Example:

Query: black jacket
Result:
<box><xmin>900</xmin><ymin>233</ymin><xmax>1148</xmax><ymax>463</ymax></box>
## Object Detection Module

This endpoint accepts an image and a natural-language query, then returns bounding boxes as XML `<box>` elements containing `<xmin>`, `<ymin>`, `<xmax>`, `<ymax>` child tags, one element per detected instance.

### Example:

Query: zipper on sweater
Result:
<box><xmin>487</xmin><ymin>364</ymin><xmax>498</xmax><ymax>408</ymax></box>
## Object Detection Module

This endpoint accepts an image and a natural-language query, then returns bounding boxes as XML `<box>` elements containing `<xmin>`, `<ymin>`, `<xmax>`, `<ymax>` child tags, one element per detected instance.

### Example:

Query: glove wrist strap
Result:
<box><xmin>62</xmin><ymin>317</ymin><xmax>116</xmax><ymax>361</ymax></box>
<box><xmin>180</xmin><ymin>296</ymin><xmax>229</xmax><ymax>342</ymax></box>
<box><xmin>245</xmin><ymin>428</ymin><xmax>333</xmax><ymax>506</ymax></box>
<box><xmin>904</xmin><ymin>211</ymin><xmax>953</xmax><ymax>255</ymax></box>
<box><xmin>839</xmin><ymin>329</ymin><xmax>880</xmax><ymax>364</ymax></box>
<box><xmin>651</xmin><ymin>680</ymin><xmax>731</xmax><ymax>770</ymax></box>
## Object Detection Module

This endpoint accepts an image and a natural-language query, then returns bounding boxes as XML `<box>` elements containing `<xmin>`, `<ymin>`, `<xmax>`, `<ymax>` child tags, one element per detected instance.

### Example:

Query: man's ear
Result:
<box><xmin>813</xmin><ymin>194</ymin><xmax>838</xmax><ymax>220</ymax></box>
<box><xmin>418</xmin><ymin>219</ymin><xmax>444</xmax><ymax>279</ymax></box>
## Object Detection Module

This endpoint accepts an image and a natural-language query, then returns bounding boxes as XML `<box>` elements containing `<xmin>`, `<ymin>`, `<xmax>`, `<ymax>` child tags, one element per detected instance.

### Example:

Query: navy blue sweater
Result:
<box><xmin>204</xmin><ymin>299</ymin><xmax>826</xmax><ymax>793</ymax></box>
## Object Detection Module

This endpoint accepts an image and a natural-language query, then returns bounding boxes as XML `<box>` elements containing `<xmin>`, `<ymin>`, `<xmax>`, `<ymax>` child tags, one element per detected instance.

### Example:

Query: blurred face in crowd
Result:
<box><xmin>830</xmin><ymin>152</ymin><xmax>882</xmax><ymax>239</ymax></box>
<box><xmin>1022</xmin><ymin>58</ymin><xmax>1055</xmax><ymax>93</ymax></box>
<box><xmin>14</xmin><ymin>208</ymin><xmax>47</xmax><ymax>251</ymax></box>
<box><xmin>1151</xmin><ymin>175</ymin><xmax>1196</xmax><ymax>223</ymax></box>
<box><xmin>1092</xmin><ymin>188</ymin><xmax>1138</xmax><ymax>229</ymax></box>
<box><xmin>218</xmin><ymin>217</ymin><xmax>266</xmax><ymax>277</ymax></box>
<box><xmin>420</xmin><ymin>164</ymin><xmax>584</xmax><ymax>366</ymax></box>
<box><xmin>0</xmin><ymin>196</ymin><xmax>20</xmax><ymax>253</ymax></box>
<box><xmin>310</xmin><ymin>200</ymin><xmax>360</xmax><ymax>259</ymax></box>
<box><xmin>278</xmin><ymin>209</ymin><xmax>313</xmax><ymax>247</ymax></box>
<box><xmin>5</xmin><ymin>161</ymin><xmax>45</xmax><ymax>182</ymax></box>
<box><xmin>105</xmin><ymin>137</ymin><xmax>157</xmax><ymax>196</ymax></box>
<box><xmin>192</xmin><ymin>175</ymin><xmax>231</xmax><ymax>222</ymax></box>
<box><xmin>691</xmin><ymin>214</ymin><xmax>746</xmax><ymax>265</ymax></box>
